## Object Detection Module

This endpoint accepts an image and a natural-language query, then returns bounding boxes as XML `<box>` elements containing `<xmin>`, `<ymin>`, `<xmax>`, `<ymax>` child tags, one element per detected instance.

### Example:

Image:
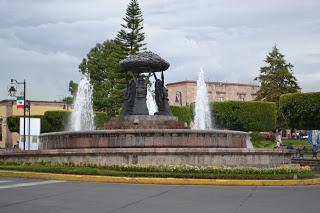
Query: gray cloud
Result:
<box><xmin>0</xmin><ymin>0</ymin><xmax>319</xmax><ymax>101</ymax></box>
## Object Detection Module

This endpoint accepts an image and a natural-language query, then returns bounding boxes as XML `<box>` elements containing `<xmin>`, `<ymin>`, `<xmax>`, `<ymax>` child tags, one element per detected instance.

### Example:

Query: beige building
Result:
<box><xmin>166</xmin><ymin>80</ymin><xmax>260</xmax><ymax>106</ymax></box>
<box><xmin>0</xmin><ymin>100</ymin><xmax>68</xmax><ymax>148</ymax></box>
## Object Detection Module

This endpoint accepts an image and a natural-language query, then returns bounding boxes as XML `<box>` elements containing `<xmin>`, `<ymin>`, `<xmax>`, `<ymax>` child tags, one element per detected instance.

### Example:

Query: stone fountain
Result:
<box><xmin>1</xmin><ymin>51</ymin><xmax>293</xmax><ymax>168</ymax></box>
<box><xmin>40</xmin><ymin>52</ymin><xmax>250</xmax><ymax>150</ymax></box>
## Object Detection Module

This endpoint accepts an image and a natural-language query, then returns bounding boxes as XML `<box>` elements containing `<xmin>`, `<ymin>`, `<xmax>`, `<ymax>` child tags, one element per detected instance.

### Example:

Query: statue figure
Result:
<box><xmin>132</xmin><ymin>76</ymin><xmax>149</xmax><ymax>115</ymax></box>
<box><xmin>155</xmin><ymin>79</ymin><xmax>172</xmax><ymax>116</ymax></box>
<box><xmin>121</xmin><ymin>79</ymin><xmax>136</xmax><ymax>116</ymax></box>
<box><xmin>119</xmin><ymin>51</ymin><xmax>171</xmax><ymax>116</ymax></box>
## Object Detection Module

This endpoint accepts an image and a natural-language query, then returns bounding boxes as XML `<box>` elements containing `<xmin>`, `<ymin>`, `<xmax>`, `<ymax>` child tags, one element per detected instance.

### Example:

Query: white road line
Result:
<box><xmin>0</xmin><ymin>180</ymin><xmax>64</xmax><ymax>189</ymax></box>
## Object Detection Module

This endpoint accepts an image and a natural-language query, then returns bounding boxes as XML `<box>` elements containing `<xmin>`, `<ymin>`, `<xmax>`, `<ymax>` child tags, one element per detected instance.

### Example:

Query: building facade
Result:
<box><xmin>166</xmin><ymin>80</ymin><xmax>260</xmax><ymax>106</ymax></box>
<box><xmin>0</xmin><ymin>100</ymin><xmax>68</xmax><ymax>148</ymax></box>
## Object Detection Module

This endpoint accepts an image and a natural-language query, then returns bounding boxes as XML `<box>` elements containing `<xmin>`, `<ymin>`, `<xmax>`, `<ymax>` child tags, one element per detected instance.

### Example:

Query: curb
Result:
<box><xmin>0</xmin><ymin>170</ymin><xmax>320</xmax><ymax>186</ymax></box>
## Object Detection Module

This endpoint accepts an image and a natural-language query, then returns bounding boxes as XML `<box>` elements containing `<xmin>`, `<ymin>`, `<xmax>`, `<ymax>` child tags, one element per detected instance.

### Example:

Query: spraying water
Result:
<box><xmin>70</xmin><ymin>75</ymin><xmax>95</xmax><ymax>131</ymax></box>
<box><xmin>193</xmin><ymin>68</ymin><xmax>213</xmax><ymax>130</ymax></box>
<box><xmin>146</xmin><ymin>82</ymin><xmax>158</xmax><ymax>115</ymax></box>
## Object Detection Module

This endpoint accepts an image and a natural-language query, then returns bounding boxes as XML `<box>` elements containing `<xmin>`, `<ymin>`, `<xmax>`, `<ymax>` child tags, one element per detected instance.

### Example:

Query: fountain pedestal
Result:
<box><xmin>105</xmin><ymin>115</ymin><xmax>187</xmax><ymax>129</ymax></box>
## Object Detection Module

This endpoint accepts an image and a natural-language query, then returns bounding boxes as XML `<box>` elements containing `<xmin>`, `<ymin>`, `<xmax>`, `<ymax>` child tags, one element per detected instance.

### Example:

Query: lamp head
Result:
<box><xmin>8</xmin><ymin>86</ymin><xmax>17</xmax><ymax>97</ymax></box>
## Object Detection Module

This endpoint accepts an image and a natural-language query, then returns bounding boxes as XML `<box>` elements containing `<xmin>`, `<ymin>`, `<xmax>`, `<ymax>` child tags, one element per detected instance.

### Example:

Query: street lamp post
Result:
<box><xmin>8</xmin><ymin>79</ymin><xmax>26</xmax><ymax>150</ymax></box>
<box><xmin>25</xmin><ymin>100</ymin><xmax>31</xmax><ymax>150</ymax></box>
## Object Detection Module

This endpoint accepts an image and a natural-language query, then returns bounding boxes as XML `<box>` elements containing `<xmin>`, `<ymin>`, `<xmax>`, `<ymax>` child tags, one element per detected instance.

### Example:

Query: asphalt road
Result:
<box><xmin>0</xmin><ymin>177</ymin><xmax>319</xmax><ymax>213</ymax></box>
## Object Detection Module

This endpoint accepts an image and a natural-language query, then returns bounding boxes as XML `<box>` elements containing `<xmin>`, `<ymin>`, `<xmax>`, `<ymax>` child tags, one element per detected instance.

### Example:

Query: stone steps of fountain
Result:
<box><xmin>0</xmin><ymin>147</ymin><xmax>294</xmax><ymax>168</ymax></box>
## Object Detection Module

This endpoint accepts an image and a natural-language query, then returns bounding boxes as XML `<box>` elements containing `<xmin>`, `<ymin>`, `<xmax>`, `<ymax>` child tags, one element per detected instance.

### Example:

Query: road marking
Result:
<box><xmin>0</xmin><ymin>180</ymin><xmax>64</xmax><ymax>189</ymax></box>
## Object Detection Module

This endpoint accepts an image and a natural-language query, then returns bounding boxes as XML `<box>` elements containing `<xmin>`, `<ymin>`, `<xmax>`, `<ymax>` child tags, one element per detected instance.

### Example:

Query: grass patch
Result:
<box><xmin>252</xmin><ymin>138</ymin><xmax>310</xmax><ymax>149</ymax></box>
<box><xmin>0</xmin><ymin>161</ymin><xmax>314</xmax><ymax>180</ymax></box>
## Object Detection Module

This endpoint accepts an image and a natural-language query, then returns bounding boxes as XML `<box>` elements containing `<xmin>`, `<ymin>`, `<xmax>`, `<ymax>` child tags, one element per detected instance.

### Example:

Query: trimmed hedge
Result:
<box><xmin>170</xmin><ymin>105</ymin><xmax>193</xmax><ymax>126</ymax></box>
<box><xmin>7</xmin><ymin>115</ymin><xmax>48</xmax><ymax>133</ymax></box>
<box><xmin>43</xmin><ymin>111</ymin><xmax>70</xmax><ymax>132</ymax></box>
<box><xmin>7</xmin><ymin>111</ymin><xmax>108</xmax><ymax>133</ymax></box>
<box><xmin>280</xmin><ymin>92</ymin><xmax>320</xmax><ymax>129</ymax></box>
<box><xmin>212</xmin><ymin>101</ymin><xmax>277</xmax><ymax>131</ymax></box>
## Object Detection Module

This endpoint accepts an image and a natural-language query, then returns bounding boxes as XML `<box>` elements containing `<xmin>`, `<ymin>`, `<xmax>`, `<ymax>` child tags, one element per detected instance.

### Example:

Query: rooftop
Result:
<box><xmin>0</xmin><ymin>99</ymin><xmax>64</xmax><ymax>105</ymax></box>
<box><xmin>166</xmin><ymin>80</ymin><xmax>260</xmax><ymax>87</ymax></box>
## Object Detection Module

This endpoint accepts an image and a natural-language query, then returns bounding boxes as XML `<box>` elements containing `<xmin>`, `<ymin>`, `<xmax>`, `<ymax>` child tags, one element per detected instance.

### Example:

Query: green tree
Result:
<box><xmin>280</xmin><ymin>92</ymin><xmax>320</xmax><ymax>130</ymax></box>
<box><xmin>116</xmin><ymin>0</ymin><xmax>146</xmax><ymax>56</ymax></box>
<box><xmin>79</xmin><ymin>0</ymin><xmax>147</xmax><ymax>116</ymax></box>
<box><xmin>68</xmin><ymin>80</ymin><xmax>78</xmax><ymax>97</ymax></box>
<box><xmin>255</xmin><ymin>45</ymin><xmax>300</xmax><ymax>129</ymax></box>
<box><xmin>62</xmin><ymin>96</ymin><xmax>73</xmax><ymax>111</ymax></box>
<box><xmin>79</xmin><ymin>40</ymin><xmax>125</xmax><ymax>115</ymax></box>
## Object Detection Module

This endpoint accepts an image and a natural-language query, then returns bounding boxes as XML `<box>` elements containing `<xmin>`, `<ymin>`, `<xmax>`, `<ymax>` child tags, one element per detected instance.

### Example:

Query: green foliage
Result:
<box><xmin>62</xmin><ymin>96</ymin><xmax>73</xmax><ymax>105</ymax></box>
<box><xmin>212</xmin><ymin>101</ymin><xmax>277</xmax><ymax>131</ymax></box>
<box><xmin>279</xmin><ymin>92</ymin><xmax>320</xmax><ymax>129</ymax></box>
<box><xmin>170</xmin><ymin>106</ymin><xmax>193</xmax><ymax>125</ymax></box>
<box><xmin>0</xmin><ymin>161</ymin><xmax>314</xmax><ymax>180</ymax></box>
<box><xmin>62</xmin><ymin>96</ymin><xmax>73</xmax><ymax>111</ymax></box>
<box><xmin>252</xmin><ymin>139</ymin><xmax>309</xmax><ymax>149</ymax></box>
<box><xmin>68</xmin><ymin>80</ymin><xmax>78</xmax><ymax>97</ymax></box>
<box><xmin>115</xmin><ymin>0</ymin><xmax>146</xmax><ymax>55</ymax></box>
<box><xmin>79</xmin><ymin>40</ymin><xmax>126</xmax><ymax>116</ymax></box>
<box><xmin>7</xmin><ymin>111</ymin><xmax>110</xmax><ymax>133</ymax></box>
<box><xmin>254</xmin><ymin>45</ymin><xmax>300</xmax><ymax>129</ymax></box>
<box><xmin>169</xmin><ymin>101</ymin><xmax>276</xmax><ymax>131</ymax></box>
<box><xmin>78</xmin><ymin>0</ymin><xmax>147</xmax><ymax>116</ymax></box>
<box><xmin>7</xmin><ymin>115</ymin><xmax>48</xmax><ymax>133</ymax></box>
<box><xmin>94</xmin><ymin>112</ymin><xmax>109</xmax><ymax>129</ymax></box>
<box><xmin>255</xmin><ymin>45</ymin><xmax>300</xmax><ymax>102</ymax></box>
<box><xmin>43</xmin><ymin>111</ymin><xmax>71</xmax><ymax>132</ymax></box>
<box><xmin>7</xmin><ymin>116</ymin><xmax>20</xmax><ymax>132</ymax></box>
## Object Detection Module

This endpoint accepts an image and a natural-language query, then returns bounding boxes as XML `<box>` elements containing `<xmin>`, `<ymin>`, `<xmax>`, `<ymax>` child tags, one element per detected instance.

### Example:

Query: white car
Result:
<box><xmin>302</xmin><ymin>135</ymin><xmax>308</xmax><ymax>140</ymax></box>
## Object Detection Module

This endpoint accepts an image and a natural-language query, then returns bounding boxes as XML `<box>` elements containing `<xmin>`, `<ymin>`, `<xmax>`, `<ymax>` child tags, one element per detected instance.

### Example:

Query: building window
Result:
<box><xmin>216</xmin><ymin>96</ymin><xmax>225</xmax><ymax>102</ymax></box>
<box><xmin>175</xmin><ymin>91</ymin><xmax>182</xmax><ymax>105</ymax></box>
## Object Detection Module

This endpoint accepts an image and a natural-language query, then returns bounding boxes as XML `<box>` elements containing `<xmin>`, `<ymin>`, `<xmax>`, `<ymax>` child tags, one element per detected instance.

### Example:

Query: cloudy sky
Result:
<box><xmin>1</xmin><ymin>0</ymin><xmax>319</xmax><ymax>100</ymax></box>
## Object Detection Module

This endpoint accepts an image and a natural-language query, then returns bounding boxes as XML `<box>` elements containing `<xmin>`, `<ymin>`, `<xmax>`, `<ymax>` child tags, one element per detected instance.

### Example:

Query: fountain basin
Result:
<box><xmin>0</xmin><ymin>148</ymin><xmax>294</xmax><ymax>168</ymax></box>
<box><xmin>39</xmin><ymin>129</ymin><xmax>250</xmax><ymax>149</ymax></box>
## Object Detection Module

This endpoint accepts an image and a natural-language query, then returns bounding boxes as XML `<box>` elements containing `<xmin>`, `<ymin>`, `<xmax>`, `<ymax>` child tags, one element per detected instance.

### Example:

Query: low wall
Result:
<box><xmin>0</xmin><ymin>148</ymin><xmax>294</xmax><ymax>168</ymax></box>
<box><xmin>39</xmin><ymin>129</ymin><xmax>249</xmax><ymax>149</ymax></box>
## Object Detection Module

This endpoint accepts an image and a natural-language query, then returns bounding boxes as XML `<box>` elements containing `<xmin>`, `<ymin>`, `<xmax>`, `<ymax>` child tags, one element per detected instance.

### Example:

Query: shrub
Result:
<box><xmin>212</xmin><ymin>101</ymin><xmax>276</xmax><ymax>131</ymax></box>
<box><xmin>43</xmin><ymin>111</ymin><xmax>71</xmax><ymax>132</ymax></box>
<box><xmin>170</xmin><ymin>105</ymin><xmax>193</xmax><ymax>125</ymax></box>
<box><xmin>7</xmin><ymin>116</ymin><xmax>20</xmax><ymax>132</ymax></box>
<box><xmin>7</xmin><ymin>111</ymin><xmax>109</xmax><ymax>133</ymax></box>
<box><xmin>280</xmin><ymin>92</ymin><xmax>320</xmax><ymax>129</ymax></box>
<box><xmin>7</xmin><ymin>115</ymin><xmax>46</xmax><ymax>133</ymax></box>
<box><xmin>95</xmin><ymin>112</ymin><xmax>109</xmax><ymax>129</ymax></box>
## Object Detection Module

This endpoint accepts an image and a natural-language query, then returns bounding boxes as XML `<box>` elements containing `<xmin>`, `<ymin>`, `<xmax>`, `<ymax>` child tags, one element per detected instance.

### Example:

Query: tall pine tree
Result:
<box><xmin>116</xmin><ymin>0</ymin><xmax>146</xmax><ymax>56</ymax></box>
<box><xmin>255</xmin><ymin>45</ymin><xmax>300</xmax><ymax>129</ymax></box>
<box><xmin>79</xmin><ymin>0</ymin><xmax>147</xmax><ymax>116</ymax></box>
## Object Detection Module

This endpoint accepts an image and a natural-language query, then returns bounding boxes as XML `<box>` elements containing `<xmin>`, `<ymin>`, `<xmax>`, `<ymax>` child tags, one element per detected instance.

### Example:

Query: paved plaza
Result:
<box><xmin>0</xmin><ymin>177</ymin><xmax>319</xmax><ymax>213</ymax></box>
